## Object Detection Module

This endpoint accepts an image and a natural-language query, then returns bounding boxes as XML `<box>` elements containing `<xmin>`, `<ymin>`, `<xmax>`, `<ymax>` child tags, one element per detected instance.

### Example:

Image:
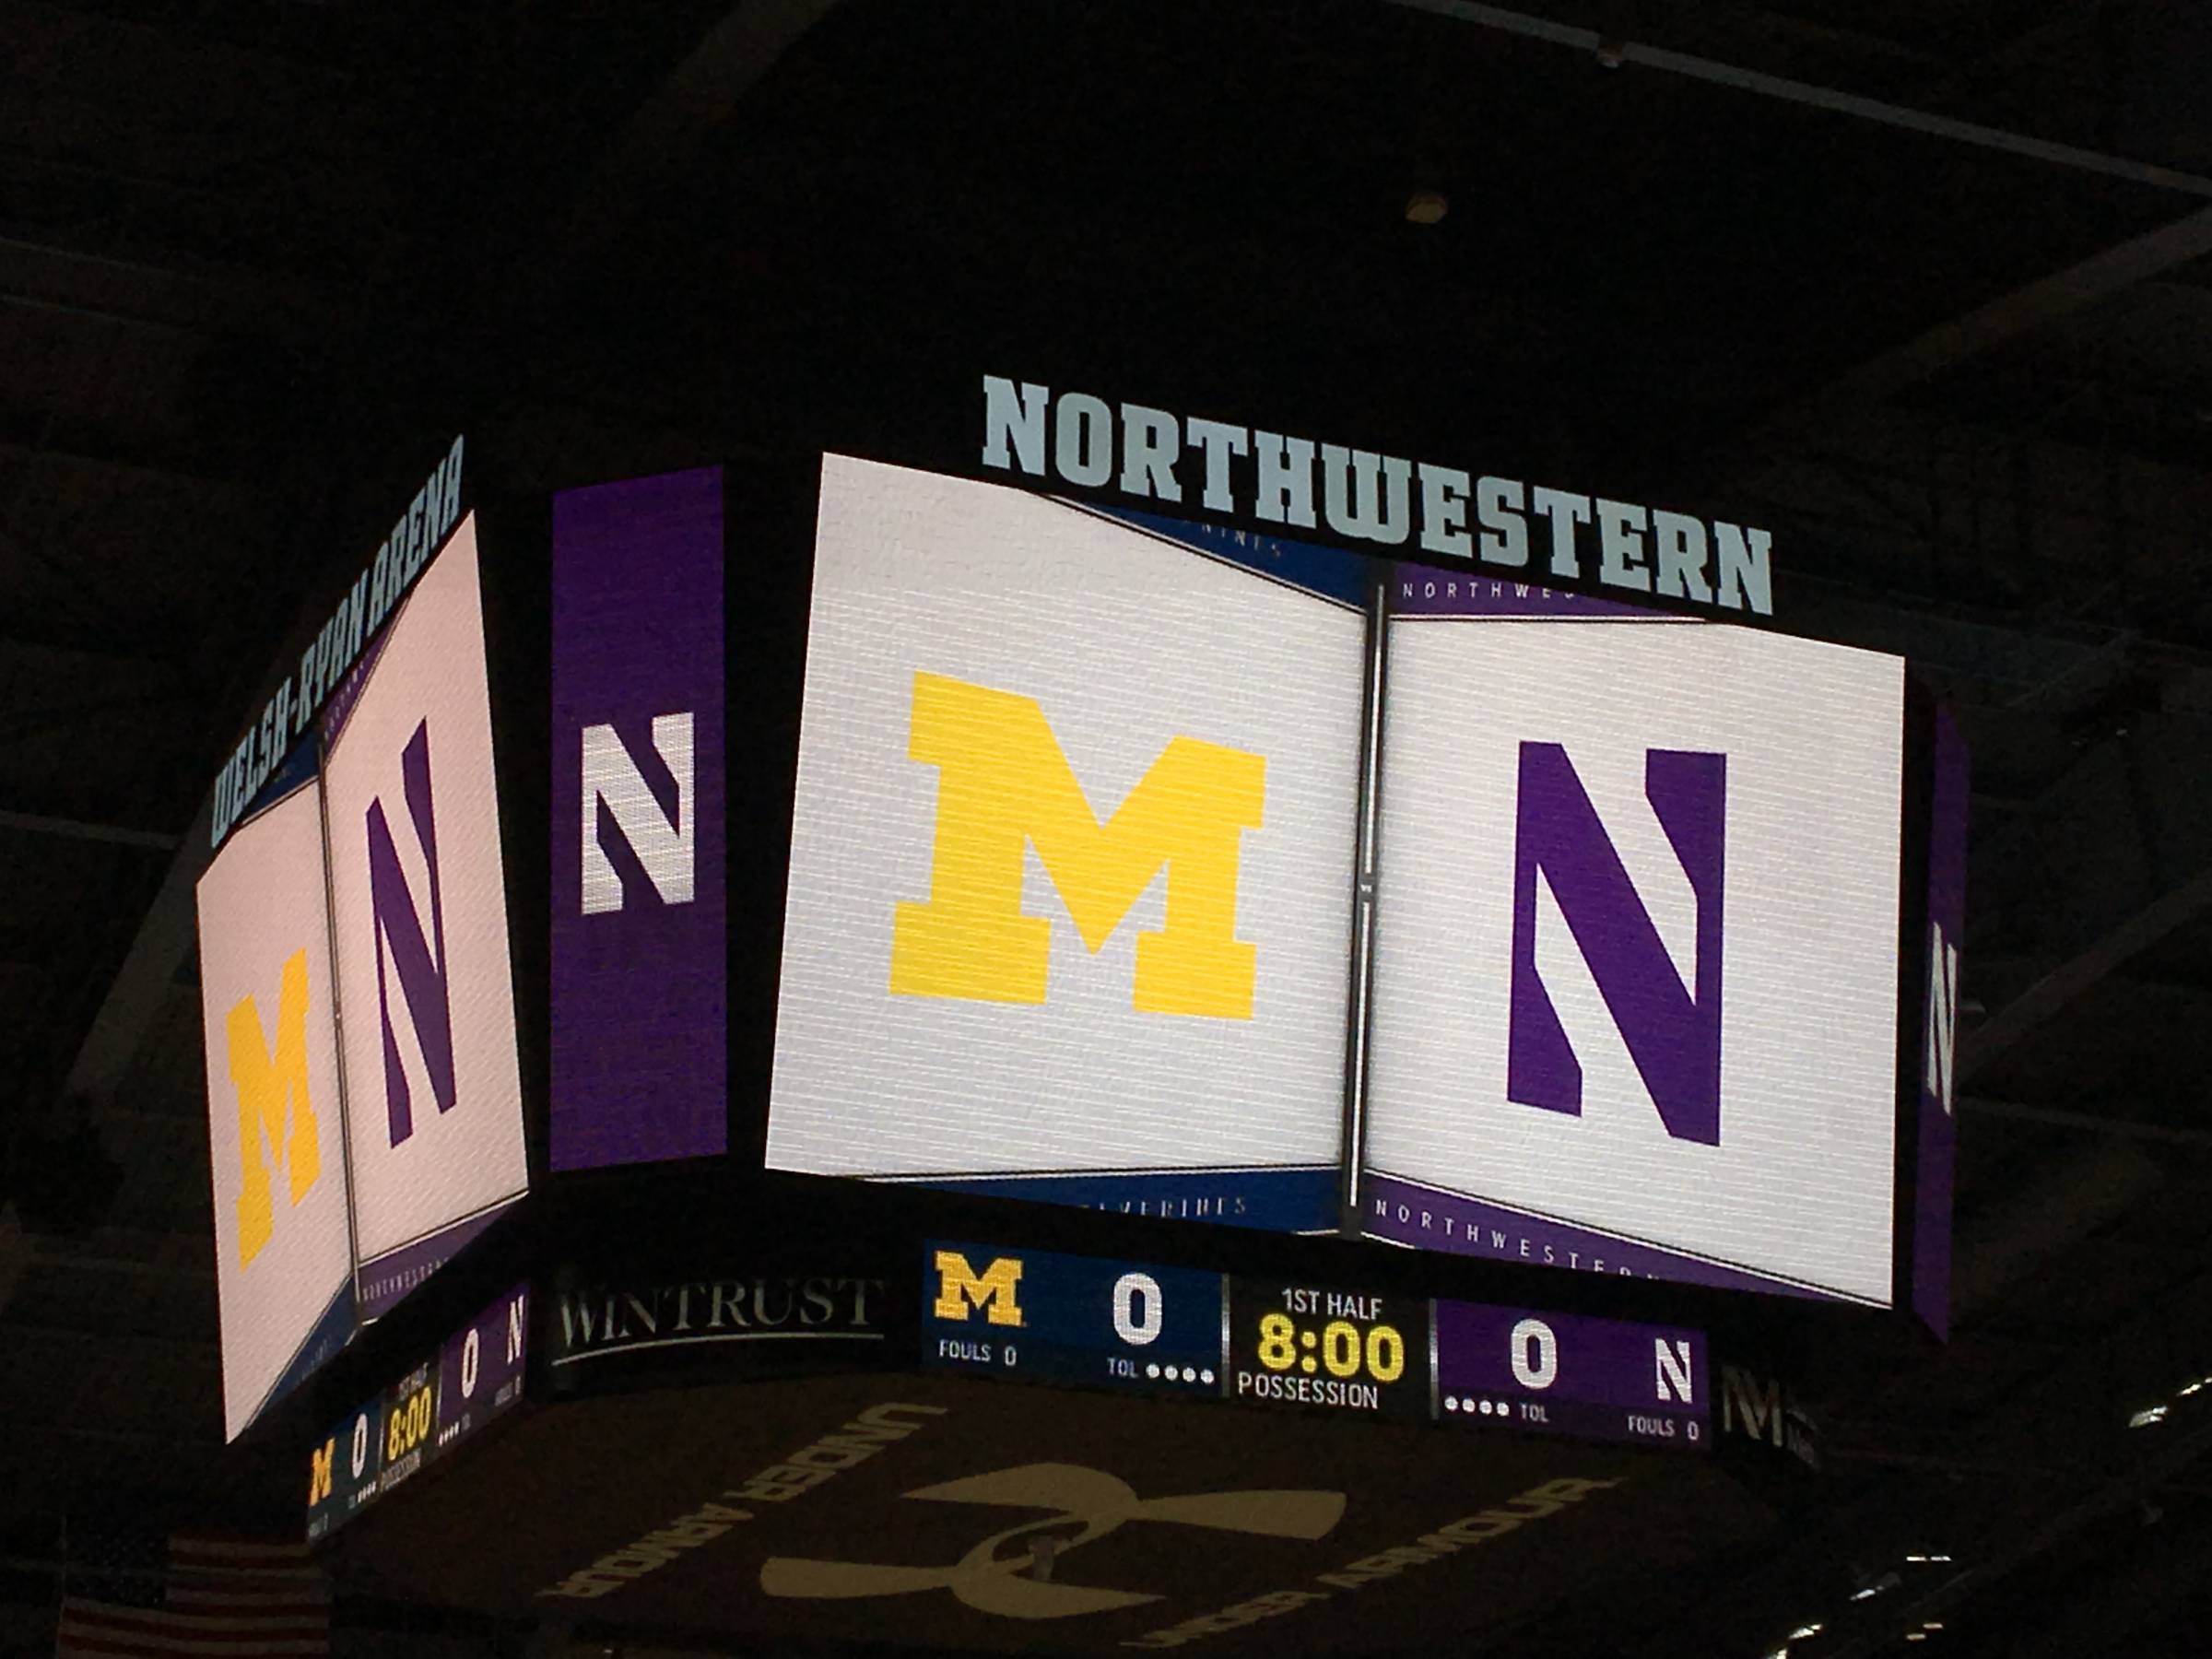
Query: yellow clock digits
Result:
<box><xmin>1322</xmin><ymin>1321</ymin><xmax>1361</xmax><ymax>1378</ymax></box>
<box><xmin>1258</xmin><ymin>1312</ymin><xmax>1299</xmax><ymax>1371</ymax></box>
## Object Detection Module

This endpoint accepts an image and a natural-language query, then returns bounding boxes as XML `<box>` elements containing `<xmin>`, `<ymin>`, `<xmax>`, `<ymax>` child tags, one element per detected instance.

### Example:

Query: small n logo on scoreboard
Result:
<box><xmin>1508</xmin><ymin>741</ymin><xmax>1726</xmax><ymax>1145</ymax></box>
<box><xmin>890</xmin><ymin>673</ymin><xmax>1265</xmax><ymax>1019</ymax></box>
<box><xmin>933</xmin><ymin>1251</ymin><xmax>1026</xmax><ymax>1328</ymax></box>
<box><xmin>1924</xmin><ymin>919</ymin><xmax>1959</xmax><ymax>1115</ymax></box>
<box><xmin>229</xmin><ymin>947</ymin><xmax>322</xmax><ymax>1268</ymax></box>
<box><xmin>365</xmin><ymin>719</ymin><xmax>456</xmax><ymax>1146</ymax></box>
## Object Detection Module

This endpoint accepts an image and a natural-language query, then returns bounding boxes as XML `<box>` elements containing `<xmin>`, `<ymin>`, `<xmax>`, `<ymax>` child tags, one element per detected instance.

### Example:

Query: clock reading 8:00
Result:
<box><xmin>1256</xmin><ymin>1312</ymin><xmax>1406</xmax><ymax>1382</ymax></box>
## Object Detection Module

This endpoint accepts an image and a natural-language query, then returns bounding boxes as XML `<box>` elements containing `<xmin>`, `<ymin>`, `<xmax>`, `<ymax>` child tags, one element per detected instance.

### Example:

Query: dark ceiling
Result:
<box><xmin>4</xmin><ymin>1</ymin><xmax>2212</xmax><ymax>1655</ymax></box>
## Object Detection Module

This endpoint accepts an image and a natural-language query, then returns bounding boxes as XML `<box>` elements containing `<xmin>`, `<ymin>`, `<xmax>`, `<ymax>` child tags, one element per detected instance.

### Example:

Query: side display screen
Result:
<box><xmin>1360</xmin><ymin>576</ymin><xmax>1905</xmax><ymax>1305</ymax></box>
<box><xmin>324</xmin><ymin>516</ymin><xmax>527</xmax><ymax>1316</ymax></box>
<box><xmin>550</xmin><ymin>467</ymin><xmax>727</xmax><ymax>1171</ymax></box>
<box><xmin>767</xmin><ymin>456</ymin><xmax>1367</xmax><ymax>1231</ymax></box>
<box><xmin>1913</xmin><ymin>706</ymin><xmax>1968</xmax><ymax>1337</ymax></box>
<box><xmin>196</xmin><ymin>776</ymin><xmax>355</xmax><ymax>1442</ymax></box>
<box><xmin>199</xmin><ymin>499</ymin><xmax>528</xmax><ymax>1442</ymax></box>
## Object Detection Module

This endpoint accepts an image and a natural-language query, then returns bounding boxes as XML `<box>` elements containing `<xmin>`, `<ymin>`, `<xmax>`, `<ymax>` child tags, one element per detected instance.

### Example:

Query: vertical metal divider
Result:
<box><xmin>316</xmin><ymin>724</ymin><xmax>368</xmax><ymax>1323</ymax></box>
<box><xmin>1337</xmin><ymin>567</ymin><xmax>1392</xmax><ymax>1236</ymax></box>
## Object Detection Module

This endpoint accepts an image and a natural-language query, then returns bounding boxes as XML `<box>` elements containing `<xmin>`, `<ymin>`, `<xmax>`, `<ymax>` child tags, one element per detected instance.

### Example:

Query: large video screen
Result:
<box><xmin>324</xmin><ymin>516</ymin><xmax>527</xmax><ymax>1314</ymax></box>
<box><xmin>762</xmin><ymin>458</ymin><xmax>1922</xmax><ymax>1294</ymax></box>
<box><xmin>1359</xmin><ymin>577</ymin><xmax>1904</xmax><ymax>1304</ymax></box>
<box><xmin>766</xmin><ymin>456</ymin><xmax>1368</xmax><ymax>1230</ymax></box>
<box><xmin>196</xmin><ymin>775</ymin><xmax>355</xmax><ymax>1442</ymax></box>
<box><xmin>196</xmin><ymin>509</ymin><xmax>526</xmax><ymax>1440</ymax></box>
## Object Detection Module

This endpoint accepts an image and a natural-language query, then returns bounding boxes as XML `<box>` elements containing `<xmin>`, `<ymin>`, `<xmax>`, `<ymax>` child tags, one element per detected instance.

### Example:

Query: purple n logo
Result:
<box><xmin>365</xmin><ymin>719</ymin><xmax>456</xmax><ymax>1146</ymax></box>
<box><xmin>1507</xmin><ymin>741</ymin><xmax>1725</xmax><ymax>1145</ymax></box>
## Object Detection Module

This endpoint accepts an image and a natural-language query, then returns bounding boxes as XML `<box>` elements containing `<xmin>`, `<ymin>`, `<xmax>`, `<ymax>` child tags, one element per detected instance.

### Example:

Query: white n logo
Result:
<box><xmin>1653</xmin><ymin>1338</ymin><xmax>1696</xmax><ymax>1405</ymax></box>
<box><xmin>1924</xmin><ymin>920</ymin><xmax>1959</xmax><ymax>1115</ymax></box>
<box><xmin>581</xmin><ymin>713</ymin><xmax>694</xmax><ymax>914</ymax></box>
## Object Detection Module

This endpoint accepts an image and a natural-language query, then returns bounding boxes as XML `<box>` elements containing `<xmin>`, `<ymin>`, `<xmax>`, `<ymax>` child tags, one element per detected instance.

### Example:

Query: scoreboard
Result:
<box><xmin>923</xmin><ymin>1241</ymin><xmax>1708</xmax><ymax>1453</ymax></box>
<box><xmin>307</xmin><ymin>1286</ymin><xmax>530</xmax><ymax>1540</ymax></box>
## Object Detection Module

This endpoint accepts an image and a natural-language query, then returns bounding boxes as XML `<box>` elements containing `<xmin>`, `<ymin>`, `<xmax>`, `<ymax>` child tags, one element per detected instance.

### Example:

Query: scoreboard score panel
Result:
<box><xmin>926</xmin><ymin>1246</ymin><xmax>1225</xmax><ymax>1399</ymax></box>
<box><xmin>307</xmin><ymin>1286</ymin><xmax>529</xmax><ymax>1541</ymax></box>
<box><xmin>922</xmin><ymin>1242</ymin><xmax>1709</xmax><ymax>1453</ymax></box>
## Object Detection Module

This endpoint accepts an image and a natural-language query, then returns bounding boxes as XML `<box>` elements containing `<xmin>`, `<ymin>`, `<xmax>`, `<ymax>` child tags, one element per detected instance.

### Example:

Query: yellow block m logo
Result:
<box><xmin>934</xmin><ymin>1251</ymin><xmax>1025</xmax><ymax>1327</ymax></box>
<box><xmin>890</xmin><ymin>673</ymin><xmax>1265</xmax><ymax>1018</ymax></box>
<box><xmin>229</xmin><ymin>948</ymin><xmax>323</xmax><ymax>1268</ymax></box>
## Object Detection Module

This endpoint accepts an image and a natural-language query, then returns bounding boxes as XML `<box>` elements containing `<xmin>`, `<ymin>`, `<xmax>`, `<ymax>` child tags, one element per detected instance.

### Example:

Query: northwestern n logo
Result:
<box><xmin>889</xmin><ymin>673</ymin><xmax>1265</xmax><ymax>1018</ymax></box>
<box><xmin>365</xmin><ymin>719</ymin><xmax>455</xmax><ymax>1146</ymax></box>
<box><xmin>1924</xmin><ymin>919</ymin><xmax>1959</xmax><ymax>1115</ymax></box>
<box><xmin>229</xmin><ymin>948</ymin><xmax>322</xmax><ymax>1267</ymax></box>
<box><xmin>580</xmin><ymin>712</ymin><xmax>693</xmax><ymax>914</ymax></box>
<box><xmin>1508</xmin><ymin>741</ymin><xmax>1726</xmax><ymax>1145</ymax></box>
<box><xmin>762</xmin><ymin>1463</ymin><xmax>1343</xmax><ymax>1619</ymax></box>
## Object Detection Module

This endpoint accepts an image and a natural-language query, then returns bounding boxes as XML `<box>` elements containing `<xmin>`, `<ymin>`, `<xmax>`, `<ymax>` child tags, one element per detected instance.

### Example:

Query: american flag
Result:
<box><xmin>55</xmin><ymin>1532</ymin><xmax>330</xmax><ymax>1659</ymax></box>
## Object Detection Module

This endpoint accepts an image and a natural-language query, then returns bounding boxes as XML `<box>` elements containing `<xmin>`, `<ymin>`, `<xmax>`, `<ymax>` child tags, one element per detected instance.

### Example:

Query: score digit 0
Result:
<box><xmin>1509</xmin><ymin>1317</ymin><xmax>1559</xmax><ymax>1390</ymax></box>
<box><xmin>1112</xmin><ymin>1272</ymin><xmax>1163</xmax><ymax>1347</ymax></box>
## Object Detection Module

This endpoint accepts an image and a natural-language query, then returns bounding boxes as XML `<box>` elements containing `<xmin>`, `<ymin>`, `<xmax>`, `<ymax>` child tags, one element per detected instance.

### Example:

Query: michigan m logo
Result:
<box><xmin>890</xmin><ymin>673</ymin><xmax>1265</xmax><ymax>1018</ymax></box>
<box><xmin>933</xmin><ymin>1251</ymin><xmax>1025</xmax><ymax>1327</ymax></box>
<box><xmin>229</xmin><ymin>948</ymin><xmax>323</xmax><ymax>1268</ymax></box>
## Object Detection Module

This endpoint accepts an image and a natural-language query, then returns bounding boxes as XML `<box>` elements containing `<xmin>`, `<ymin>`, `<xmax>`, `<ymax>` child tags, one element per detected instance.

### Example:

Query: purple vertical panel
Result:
<box><xmin>551</xmin><ymin>469</ymin><xmax>726</xmax><ymax>1169</ymax></box>
<box><xmin>1913</xmin><ymin>709</ymin><xmax>1968</xmax><ymax>1336</ymax></box>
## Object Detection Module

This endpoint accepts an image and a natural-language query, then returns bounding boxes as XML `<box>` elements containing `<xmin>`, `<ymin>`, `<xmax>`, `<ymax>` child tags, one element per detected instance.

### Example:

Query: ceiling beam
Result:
<box><xmin>0</xmin><ymin>807</ymin><xmax>180</xmax><ymax>851</ymax></box>
<box><xmin>531</xmin><ymin>0</ymin><xmax>844</xmax><ymax>307</ymax></box>
<box><xmin>1961</xmin><ymin>862</ymin><xmax>2212</xmax><ymax>1083</ymax></box>
<box><xmin>1384</xmin><ymin>0</ymin><xmax>2212</xmax><ymax>195</ymax></box>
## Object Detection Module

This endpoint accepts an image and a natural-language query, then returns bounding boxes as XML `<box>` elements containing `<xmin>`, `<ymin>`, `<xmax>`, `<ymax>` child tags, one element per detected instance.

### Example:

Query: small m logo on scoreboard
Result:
<box><xmin>1508</xmin><ymin>741</ymin><xmax>1726</xmax><ymax>1145</ymax></box>
<box><xmin>891</xmin><ymin>672</ymin><xmax>1265</xmax><ymax>1019</ymax></box>
<box><xmin>1925</xmin><ymin>919</ymin><xmax>1959</xmax><ymax>1115</ymax></box>
<box><xmin>365</xmin><ymin>719</ymin><xmax>455</xmax><ymax>1147</ymax></box>
<box><xmin>228</xmin><ymin>948</ymin><xmax>323</xmax><ymax>1268</ymax></box>
<box><xmin>933</xmin><ymin>1251</ymin><xmax>1025</xmax><ymax>1328</ymax></box>
<box><xmin>1720</xmin><ymin>1363</ymin><xmax>1783</xmax><ymax>1445</ymax></box>
<box><xmin>308</xmin><ymin>1438</ymin><xmax>335</xmax><ymax>1505</ymax></box>
<box><xmin>581</xmin><ymin>713</ymin><xmax>694</xmax><ymax>914</ymax></box>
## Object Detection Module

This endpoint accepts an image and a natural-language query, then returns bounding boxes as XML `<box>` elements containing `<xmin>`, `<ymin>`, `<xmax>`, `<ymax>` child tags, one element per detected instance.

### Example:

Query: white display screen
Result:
<box><xmin>1360</xmin><ymin>598</ymin><xmax>1903</xmax><ymax>1303</ymax></box>
<box><xmin>197</xmin><ymin>778</ymin><xmax>354</xmax><ymax>1441</ymax></box>
<box><xmin>767</xmin><ymin>456</ymin><xmax>1366</xmax><ymax>1227</ymax></box>
<box><xmin>324</xmin><ymin>515</ymin><xmax>527</xmax><ymax>1287</ymax></box>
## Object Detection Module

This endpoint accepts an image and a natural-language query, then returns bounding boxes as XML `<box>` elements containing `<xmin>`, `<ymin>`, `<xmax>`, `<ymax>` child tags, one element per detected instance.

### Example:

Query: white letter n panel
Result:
<box><xmin>582</xmin><ymin>713</ymin><xmax>694</xmax><ymax>913</ymax></box>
